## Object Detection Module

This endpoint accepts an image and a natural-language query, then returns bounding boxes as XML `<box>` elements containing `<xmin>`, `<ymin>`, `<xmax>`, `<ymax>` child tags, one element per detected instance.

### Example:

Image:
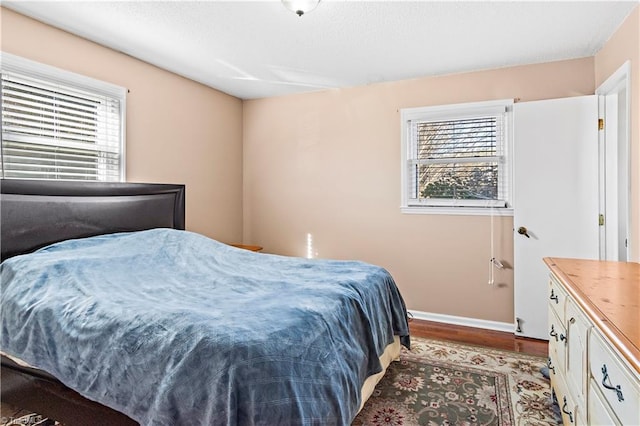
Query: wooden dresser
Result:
<box><xmin>544</xmin><ymin>257</ymin><xmax>639</xmax><ymax>425</ymax></box>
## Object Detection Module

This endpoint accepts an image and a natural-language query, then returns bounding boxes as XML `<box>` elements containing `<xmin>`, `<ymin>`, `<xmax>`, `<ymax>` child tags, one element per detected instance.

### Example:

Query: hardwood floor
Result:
<box><xmin>409</xmin><ymin>318</ymin><xmax>548</xmax><ymax>357</ymax></box>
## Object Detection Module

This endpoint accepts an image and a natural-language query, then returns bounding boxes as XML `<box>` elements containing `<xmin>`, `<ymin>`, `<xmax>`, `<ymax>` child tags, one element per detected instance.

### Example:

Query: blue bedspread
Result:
<box><xmin>1</xmin><ymin>229</ymin><xmax>409</xmax><ymax>425</ymax></box>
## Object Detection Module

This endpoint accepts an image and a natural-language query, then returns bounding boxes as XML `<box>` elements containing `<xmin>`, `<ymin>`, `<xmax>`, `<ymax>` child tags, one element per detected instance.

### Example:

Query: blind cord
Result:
<box><xmin>489</xmin><ymin>205</ymin><xmax>504</xmax><ymax>285</ymax></box>
<box><xmin>489</xmin><ymin>205</ymin><xmax>495</xmax><ymax>285</ymax></box>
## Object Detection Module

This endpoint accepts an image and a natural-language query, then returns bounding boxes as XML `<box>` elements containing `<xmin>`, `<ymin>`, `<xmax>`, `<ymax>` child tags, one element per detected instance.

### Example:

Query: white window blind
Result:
<box><xmin>401</xmin><ymin>100</ymin><xmax>513</xmax><ymax>212</ymax></box>
<box><xmin>1</xmin><ymin>53</ymin><xmax>125</xmax><ymax>181</ymax></box>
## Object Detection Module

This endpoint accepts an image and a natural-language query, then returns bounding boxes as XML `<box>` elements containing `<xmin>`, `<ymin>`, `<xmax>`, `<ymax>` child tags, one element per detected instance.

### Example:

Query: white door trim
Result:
<box><xmin>596</xmin><ymin>61</ymin><xmax>631</xmax><ymax>261</ymax></box>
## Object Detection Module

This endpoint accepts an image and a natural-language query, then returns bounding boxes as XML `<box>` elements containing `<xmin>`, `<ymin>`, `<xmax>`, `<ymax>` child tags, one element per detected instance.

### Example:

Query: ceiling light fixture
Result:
<box><xmin>282</xmin><ymin>0</ymin><xmax>320</xmax><ymax>17</ymax></box>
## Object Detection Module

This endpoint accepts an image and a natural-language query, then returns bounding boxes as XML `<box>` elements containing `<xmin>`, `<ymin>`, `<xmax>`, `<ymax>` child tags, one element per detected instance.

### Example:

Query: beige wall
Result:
<box><xmin>595</xmin><ymin>5</ymin><xmax>640</xmax><ymax>261</ymax></box>
<box><xmin>0</xmin><ymin>7</ymin><xmax>244</xmax><ymax>243</ymax></box>
<box><xmin>243</xmin><ymin>58</ymin><xmax>595</xmax><ymax>324</ymax></box>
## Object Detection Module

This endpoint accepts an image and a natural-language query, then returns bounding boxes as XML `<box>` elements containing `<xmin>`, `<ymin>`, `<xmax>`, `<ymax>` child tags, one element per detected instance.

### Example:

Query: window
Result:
<box><xmin>400</xmin><ymin>99</ymin><xmax>513</xmax><ymax>215</ymax></box>
<box><xmin>1</xmin><ymin>53</ymin><xmax>126</xmax><ymax>181</ymax></box>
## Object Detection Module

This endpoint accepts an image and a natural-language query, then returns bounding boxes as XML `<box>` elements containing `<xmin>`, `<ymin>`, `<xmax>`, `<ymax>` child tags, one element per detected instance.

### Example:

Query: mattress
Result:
<box><xmin>1</xmin><ymin>336</ymin><xmax>401</xmax><ymax>419</ymax></box>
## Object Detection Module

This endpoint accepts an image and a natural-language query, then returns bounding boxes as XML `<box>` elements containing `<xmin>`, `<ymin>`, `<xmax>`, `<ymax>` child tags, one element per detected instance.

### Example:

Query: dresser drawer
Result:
<box><xmin>548</xmin><ymin>307</ymin><xmax>566</xmax><ymax>347</ymax></box>
<box><xmin>548</xmin><ymin>307</ymin><xmax>567</xmax><ymax>375</ymax></box>
<box><xmin>588</xmin><ymin>378</ymin><xmax>622</xmax><ymax>426</ymax></box>
<box><xmin>553</xmin><ymin>372</ymin><xmax>580</xmax><ymax>425</ymax></box>
<box><xmin>548</xmin><ymin>274</ymin><xmax>568</xmax><ymax>322</ymax></box>
<box><xmin>589</xmin><ymin>330</ymin><xmax>640</xmax><ymax>426</ymax></box>
<box><xmin>564</xmin><ymin>298</ymin><xmax>590</xmax><ymax>406</ymax></box>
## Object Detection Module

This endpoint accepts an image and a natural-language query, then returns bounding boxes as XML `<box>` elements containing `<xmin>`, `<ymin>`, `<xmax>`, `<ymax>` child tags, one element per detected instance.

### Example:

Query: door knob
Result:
<box><xmin>517</xmin><ymin>226</ymin><xmax>530</xmax><ymax>238</ymax></box>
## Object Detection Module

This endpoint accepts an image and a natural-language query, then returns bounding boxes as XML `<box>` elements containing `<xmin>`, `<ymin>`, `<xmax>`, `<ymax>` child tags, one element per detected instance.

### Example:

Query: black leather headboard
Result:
<box><xmin>1</xmin><ymin>179</ymin><xmax>185</xmax><ymax>261</ymax></box>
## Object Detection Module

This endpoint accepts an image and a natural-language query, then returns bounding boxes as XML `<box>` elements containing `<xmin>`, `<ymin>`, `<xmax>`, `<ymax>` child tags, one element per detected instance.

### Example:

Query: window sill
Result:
<box><xmin>401</xmin><ymin>206</ymin><xmax>514</xmax><ymax>216</ymax></box>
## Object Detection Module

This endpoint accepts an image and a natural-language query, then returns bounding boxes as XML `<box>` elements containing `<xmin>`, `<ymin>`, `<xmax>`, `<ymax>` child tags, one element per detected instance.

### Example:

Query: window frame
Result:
<box><xmin>400</xmin><ymin>99</ymin><xmax>514</xmax><ymax>216</ymax></box>
<box><xmin>1</xmin><ymin>52</ymin><xmax>126</xmax><ymax>182</ymax></box>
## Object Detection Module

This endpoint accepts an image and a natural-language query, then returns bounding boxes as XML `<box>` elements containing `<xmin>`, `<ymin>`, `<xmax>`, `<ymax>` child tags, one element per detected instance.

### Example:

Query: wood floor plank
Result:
<box><xmin>409</xmin><ymin>319</ymin><xmax>548</xmax><ymax>357</ymax></box>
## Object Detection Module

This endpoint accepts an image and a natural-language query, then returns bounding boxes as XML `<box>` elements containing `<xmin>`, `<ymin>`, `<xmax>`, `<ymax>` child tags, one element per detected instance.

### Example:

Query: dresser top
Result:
<box><xmin>544</xmin><ymin>257</ymin><xmax>639</xmax><ymax>374</ymax></box>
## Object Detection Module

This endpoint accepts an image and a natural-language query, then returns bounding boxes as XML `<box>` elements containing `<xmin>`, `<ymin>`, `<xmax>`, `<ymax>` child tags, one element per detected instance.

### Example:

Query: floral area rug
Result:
<box><xmin>353</xmin><ymin>337</ymin><xmax>561</xmax><ymax>426</ymax></box>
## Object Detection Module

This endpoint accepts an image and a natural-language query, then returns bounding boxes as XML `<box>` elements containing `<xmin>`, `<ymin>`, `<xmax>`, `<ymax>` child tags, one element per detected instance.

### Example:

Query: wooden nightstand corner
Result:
<box><xmin>229</xmin><ymin>244</ymin><xmax>263</xmax><ymax>252</ymax></box>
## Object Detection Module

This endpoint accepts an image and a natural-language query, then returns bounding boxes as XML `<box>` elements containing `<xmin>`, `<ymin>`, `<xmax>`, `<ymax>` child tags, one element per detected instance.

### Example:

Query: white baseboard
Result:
<box><xmin>408</xmin><ymin>309</ymin><xmax>515</xmax><ymax>334</ymax></box>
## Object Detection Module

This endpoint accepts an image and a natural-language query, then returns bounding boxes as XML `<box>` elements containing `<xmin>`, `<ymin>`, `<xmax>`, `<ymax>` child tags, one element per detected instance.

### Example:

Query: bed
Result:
<box><xmin>0</xmin><ymin>179</ymin><xmax>410</xmax><ymax>425</ymax></box>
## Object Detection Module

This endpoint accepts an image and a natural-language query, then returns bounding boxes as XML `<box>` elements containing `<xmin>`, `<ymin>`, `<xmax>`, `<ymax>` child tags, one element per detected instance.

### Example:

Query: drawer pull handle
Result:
<box><xmin>562</xmin><ymin>396</ymin><xmax>574</xmax><ymax>423</ymax></box>
<box><xmin>549</xmin><ymin>324</ymin><xmax>558</xmax><ymax>341</ymax></box>
<box><xmin>601</xmin><ymin>364</ymin><xmax>625</xmax><ymax>402</ymax></box>
<box><xmin>547</xmin><ymin>357</ymin><xmax>555</xmax><ymax>375</ymax></box>
<box><xmin>549</xmin><ymin>289</ymin><xmax>559</xmax><ymax>303</ymax></box>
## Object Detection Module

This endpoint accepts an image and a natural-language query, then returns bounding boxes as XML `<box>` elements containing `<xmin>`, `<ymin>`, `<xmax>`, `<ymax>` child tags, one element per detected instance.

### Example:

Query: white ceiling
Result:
<box><xmin>4</xmin><ymin>1</ymin><xmax>637</xmax><ymax>100</ymax></box>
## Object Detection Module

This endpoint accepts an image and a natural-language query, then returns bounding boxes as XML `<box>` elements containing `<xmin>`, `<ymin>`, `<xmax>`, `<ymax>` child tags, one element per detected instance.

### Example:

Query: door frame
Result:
<box><xmin>596</xmin><ymin>61</ymin><xmax>631</xmax><ymax>261</ymax></box>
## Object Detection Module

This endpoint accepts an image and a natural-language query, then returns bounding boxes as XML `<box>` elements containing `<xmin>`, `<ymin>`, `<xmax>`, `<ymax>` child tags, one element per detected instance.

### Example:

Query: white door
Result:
<box><xmin>513</xmin><ymin>96</ymin><xmax>600</xmax><ymax>340</ymax></box>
